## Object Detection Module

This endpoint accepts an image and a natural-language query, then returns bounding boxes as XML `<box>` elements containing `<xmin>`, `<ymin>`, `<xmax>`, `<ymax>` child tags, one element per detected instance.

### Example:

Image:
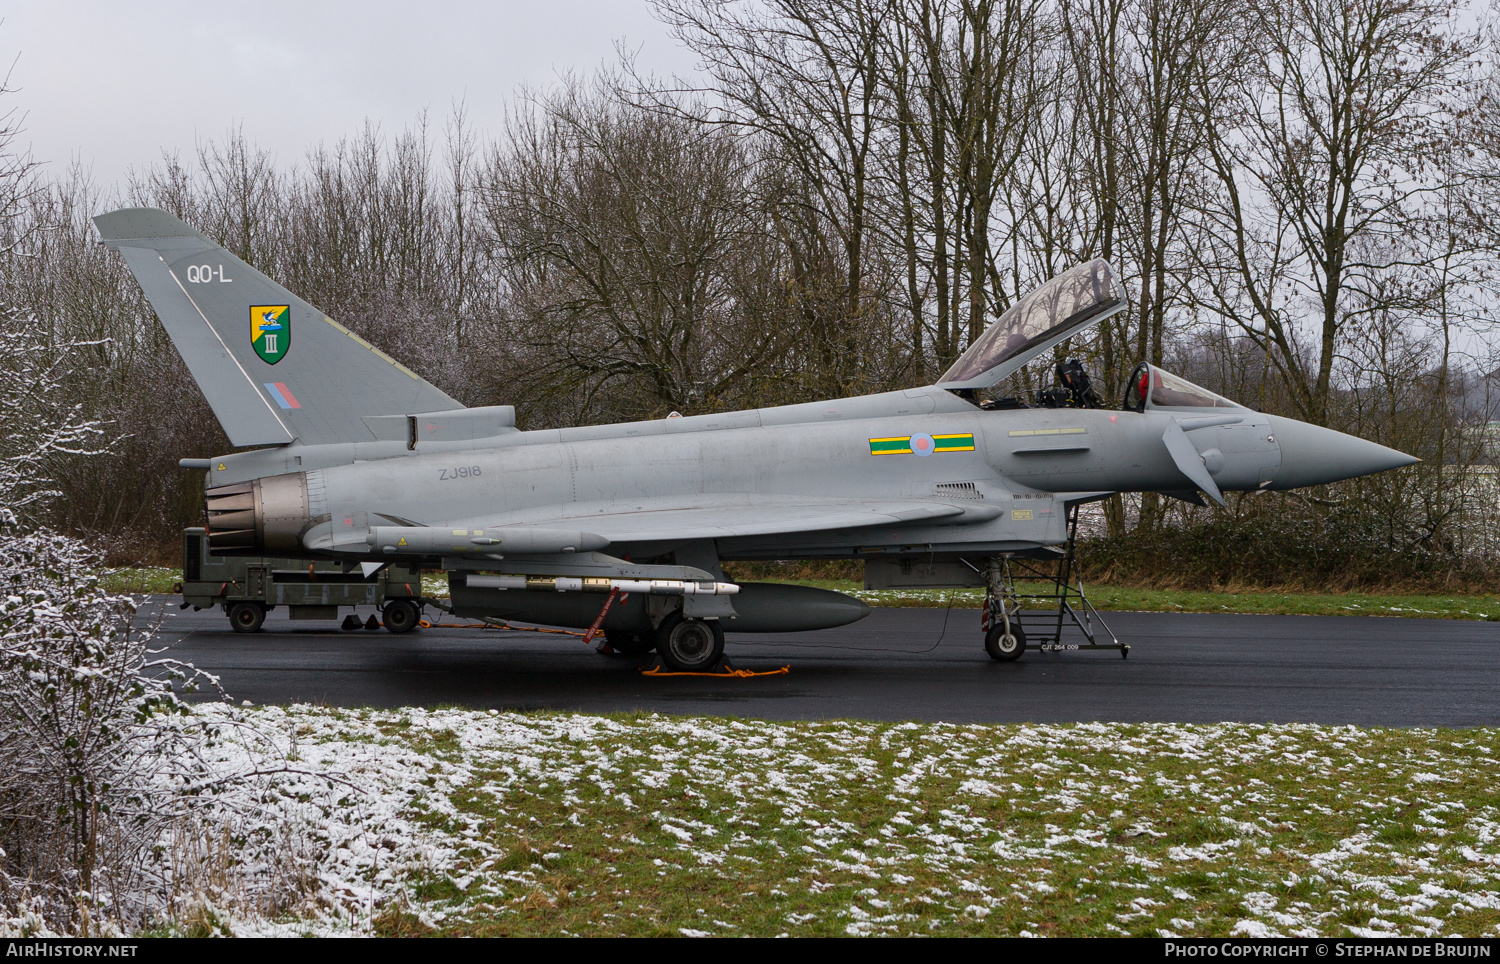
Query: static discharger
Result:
<box><xmin>464</xmin><ymin>574</ymin><xmax>739</xmax><ymax>596</ymax></box>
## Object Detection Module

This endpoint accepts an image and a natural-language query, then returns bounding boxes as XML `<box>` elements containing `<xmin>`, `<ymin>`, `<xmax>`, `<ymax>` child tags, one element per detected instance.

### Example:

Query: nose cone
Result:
<box><xmin>1266</xmin><ymin>415</ymin><xmax>1419</xmax><ymax>489</ymax></box>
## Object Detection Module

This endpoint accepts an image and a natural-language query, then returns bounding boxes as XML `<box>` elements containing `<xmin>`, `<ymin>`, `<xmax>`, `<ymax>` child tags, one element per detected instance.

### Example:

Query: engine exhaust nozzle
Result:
<box><xmin>204</xmin><ymin>473</ymin><xmax>310</xmax><ymax>554</ymax></box>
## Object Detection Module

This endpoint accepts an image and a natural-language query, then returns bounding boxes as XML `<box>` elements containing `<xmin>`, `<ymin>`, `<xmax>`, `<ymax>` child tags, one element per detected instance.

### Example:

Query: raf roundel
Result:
<box><xmin>910</xmin><ymin>433</ymin><xmax>935</xmax><ymax>457</ymax></box>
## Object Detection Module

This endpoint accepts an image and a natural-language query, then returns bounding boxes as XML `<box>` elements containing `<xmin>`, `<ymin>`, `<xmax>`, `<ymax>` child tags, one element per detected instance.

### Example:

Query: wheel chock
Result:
<box><xmin>341</xmin><ymin>614</ymin><xmax>362</xmax><ymax>631</ymax></box>
<box><xmin>639</xmin><ymin>658</ymin><xmax>790</xmax><ymax>678</ymax></box>
<box><xmin>363</xmin><ymin>615</ymin><xmax>381</xmax><ymax>631</ymax></box>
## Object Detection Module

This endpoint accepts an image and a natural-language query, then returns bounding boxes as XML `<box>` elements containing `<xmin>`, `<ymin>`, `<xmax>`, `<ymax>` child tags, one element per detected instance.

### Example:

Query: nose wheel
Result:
<box><xmin>985</xmin><ymin>621</ymin><xmax>1026</xmax><ymax>661</ymax></box>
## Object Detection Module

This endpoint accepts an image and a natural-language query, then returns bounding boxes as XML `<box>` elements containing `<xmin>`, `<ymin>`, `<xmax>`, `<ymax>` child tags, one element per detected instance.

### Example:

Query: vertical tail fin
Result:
<box><xmin>94</xmin><ymin>207</ymin><xmax>463</xmax><ymax>447</ymax></box>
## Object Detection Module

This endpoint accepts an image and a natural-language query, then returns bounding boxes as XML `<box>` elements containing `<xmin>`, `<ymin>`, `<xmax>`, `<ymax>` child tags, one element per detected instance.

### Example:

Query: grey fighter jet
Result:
<box><xmin>95</xmin><ymin>208</ymin><xmax>1417</xmax><ymax>670</ymax></box>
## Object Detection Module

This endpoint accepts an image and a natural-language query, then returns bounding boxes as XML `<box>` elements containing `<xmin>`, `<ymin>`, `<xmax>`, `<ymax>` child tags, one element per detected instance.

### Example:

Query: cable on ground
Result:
<box><xmin>417</xmin><ymin>617</ymin><xmax>587</xmax><ymax>637</ymax></box>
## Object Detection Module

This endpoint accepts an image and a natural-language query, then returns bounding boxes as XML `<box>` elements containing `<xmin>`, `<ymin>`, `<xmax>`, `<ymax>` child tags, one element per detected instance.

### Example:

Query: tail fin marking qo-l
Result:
<box><xmin>94</xmin><ymin>208</ymin><xmax>463</xmax><ymax>447</ymax></box>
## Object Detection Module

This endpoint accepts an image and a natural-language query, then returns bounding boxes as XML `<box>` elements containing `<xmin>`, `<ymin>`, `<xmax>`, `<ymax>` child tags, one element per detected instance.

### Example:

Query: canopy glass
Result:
<box><xmin>1124</xmin><ymin>362</ymin><xmax>1246</xmax><ymax>411</ymax></box>
<box><xmin>937</xmin><ymin>259</ymin><xmax>1125</xmax><ymax>390</ymax></box>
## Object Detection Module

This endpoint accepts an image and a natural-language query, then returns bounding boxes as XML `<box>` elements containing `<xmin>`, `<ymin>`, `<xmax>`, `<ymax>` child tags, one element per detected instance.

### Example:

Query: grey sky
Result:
<box><xmin>1</xmin><ymin>1</ymin><xmax>698</xmax><ymax>193</ymax></box>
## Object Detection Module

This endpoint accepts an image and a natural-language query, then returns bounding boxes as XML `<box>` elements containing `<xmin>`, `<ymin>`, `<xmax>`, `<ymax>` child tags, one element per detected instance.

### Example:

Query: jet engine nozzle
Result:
<box><xmin>1265</xmin><ymin>416</ymin><xmax>1419</xmax><ymax>489</ymax></box>
<box><xmin>204</xmin><ymin>473</ymin><xmax>310</xmax><ymax>554</ymax></box>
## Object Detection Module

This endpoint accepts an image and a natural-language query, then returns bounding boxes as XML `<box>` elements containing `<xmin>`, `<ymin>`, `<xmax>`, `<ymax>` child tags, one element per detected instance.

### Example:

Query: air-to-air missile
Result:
<box><xmin>96</xmin><ymin>208</ymin><xmax>1417</xmax><ymax>671</ymax></box>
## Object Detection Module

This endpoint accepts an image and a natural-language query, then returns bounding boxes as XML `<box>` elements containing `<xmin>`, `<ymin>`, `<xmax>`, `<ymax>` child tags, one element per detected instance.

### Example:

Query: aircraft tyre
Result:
<box><xmin>985</xmin><ymin>621</ymin><xmax>1026</xmax><ymax>662</ymax></box>
<box><xmin>229</xmin><ymin>601</ymin><xmax>266</xmax><ymax>634</ymax></box>
<box><xmin>655</xmin><ymin>614</ymin><xmax>725</xmax><ymax>672</ymax></box>
<box><xmin>382</xmin><ymin>599</ymin><xmax>421</xmax><ymax>634</ymax></box>
<box><xmin>604</xmin><ymin>630</ymin><xmax>655</xmax><ymax>656</ymax></box>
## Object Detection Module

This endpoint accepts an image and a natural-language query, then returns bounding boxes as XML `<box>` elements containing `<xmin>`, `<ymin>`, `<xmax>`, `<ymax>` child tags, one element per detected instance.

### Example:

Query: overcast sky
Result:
<box><xmin>1</xmin><ymin>1</ymin><xmax>699</xmax><ymax>194</ymax></box>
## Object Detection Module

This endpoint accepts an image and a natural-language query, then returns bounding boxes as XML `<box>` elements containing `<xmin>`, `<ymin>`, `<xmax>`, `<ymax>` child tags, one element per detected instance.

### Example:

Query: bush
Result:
<box><xmin>722</xmin><ymin>559</ymin><xmax>863</xmax><ymax>583</ymax></box>
<box><xmin>0</xmin><ymin>523</ymin><xmax>211</xmax><ymax>932</ymax></box>
<box><xmin>1083</xmin><ymin>494</ymin><xmax>1500</xmax><ymax>593</ymax></box>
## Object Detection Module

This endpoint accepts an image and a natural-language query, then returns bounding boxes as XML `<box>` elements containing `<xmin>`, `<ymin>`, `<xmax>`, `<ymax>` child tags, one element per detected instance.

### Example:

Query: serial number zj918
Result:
<box><xmin>438</xmin><ymin>466</ymin><xmax>482</xmax><ymax>480</ymax></box>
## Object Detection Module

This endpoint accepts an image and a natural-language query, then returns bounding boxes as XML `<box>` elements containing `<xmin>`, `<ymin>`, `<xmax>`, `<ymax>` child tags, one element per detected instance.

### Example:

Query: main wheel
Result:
<box><xmin>655</xmin><ymin>614</ymin><xmax>725</xmax><ymax>672</ymax></box>
<box><xmin>382</xmin><ymin>599</ymin><xmax>421</xmax><ymax>633</ymax></box>
<box><xmin>985</xmin><ymin>619</ymin><xmax>1026</xmax><ymax>662</ymax></box>
<box><xmin>604</xmin><ymin>630</ymin><xmax>655</xmax><ymax>656</ymax></box>
<box><xmin>228</xmin><ymin>601</ymin><xmax>266</xmax><ymax>634</ymax></box>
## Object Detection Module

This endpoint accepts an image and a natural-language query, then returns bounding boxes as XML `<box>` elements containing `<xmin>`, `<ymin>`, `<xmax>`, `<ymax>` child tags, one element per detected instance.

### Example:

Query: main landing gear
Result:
<box><xmin>982</xmin><ymin>502</ymin><xmax>1129</xmax><ymax>662</ymax></box>
<box><xmin>654</xmin><ymin>613</ymin><xmax>726</xmax><ymax>672</ymax></box>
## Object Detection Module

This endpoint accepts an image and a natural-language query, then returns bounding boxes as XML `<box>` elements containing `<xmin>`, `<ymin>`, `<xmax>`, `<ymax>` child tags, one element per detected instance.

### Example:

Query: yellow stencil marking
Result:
<box><xmin>1009</xmin><ymin>427</ymin><xmax>1087</xmax><ymax>437</ymax></box>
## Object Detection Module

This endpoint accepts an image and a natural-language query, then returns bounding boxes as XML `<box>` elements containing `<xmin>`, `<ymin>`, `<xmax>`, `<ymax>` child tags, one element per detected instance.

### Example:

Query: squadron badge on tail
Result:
<box><xmin>251</xmin><ymin>305</ymin><xmax>290</xmax><ymax>364</ymax></box>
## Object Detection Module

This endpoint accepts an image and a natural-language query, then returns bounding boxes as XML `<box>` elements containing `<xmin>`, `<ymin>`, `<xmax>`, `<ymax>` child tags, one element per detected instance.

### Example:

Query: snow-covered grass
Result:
<box><xmin>166</xmin><ymin>707</ymin><xmax>1500</xmax><ymax>937</ymax></box>
<box><xmin>100</xmin><ymin>567</ymin><xmax>180</xmax><ymax>595</ymax></box>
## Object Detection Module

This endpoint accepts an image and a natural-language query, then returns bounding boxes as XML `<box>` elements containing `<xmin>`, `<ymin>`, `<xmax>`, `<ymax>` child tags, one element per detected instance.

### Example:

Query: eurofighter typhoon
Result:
<box><xmin>96</xmin><ymin>208</ymin><xmax>1417</xmax><ymax>670</ymax></box>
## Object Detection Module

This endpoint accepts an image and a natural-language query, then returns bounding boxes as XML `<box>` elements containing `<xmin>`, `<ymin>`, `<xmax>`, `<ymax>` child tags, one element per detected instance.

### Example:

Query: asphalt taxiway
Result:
<box><xmin>140</xmin><ymin>600</ymin><xmax>1499</xmax><ymax>725</ymax></box>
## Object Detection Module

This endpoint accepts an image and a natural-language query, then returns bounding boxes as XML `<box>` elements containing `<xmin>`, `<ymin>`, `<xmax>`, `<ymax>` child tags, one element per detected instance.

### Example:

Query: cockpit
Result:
<box><xmin>938</xmin><ymin>259</ymin><xmax>1244</xmax><ymax>415</ymax></box>
<box><xmin>1121</xmin><ymin>362</ymin><xmax>1245</xmax><ymax>412</ymax></box>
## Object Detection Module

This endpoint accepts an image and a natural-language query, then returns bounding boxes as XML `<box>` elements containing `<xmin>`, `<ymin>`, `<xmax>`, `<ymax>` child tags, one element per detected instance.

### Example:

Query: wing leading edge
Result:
<box><xmin>368</xmin><ymin>496</ymin><xmax>1003</xmax><ymax>553</ymax></box>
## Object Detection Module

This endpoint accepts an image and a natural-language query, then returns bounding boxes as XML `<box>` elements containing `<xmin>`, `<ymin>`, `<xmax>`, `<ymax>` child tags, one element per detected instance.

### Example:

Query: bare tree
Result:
<box><xmin>944</xmin><ymin>0</ymin><xmax>1051</xmax><ymax>345</ymax></box>
<box><xmin>652</xmin><ymin>0</ymin><xmax>893</xmax><ymax>335</ymax></box>
<box><xmin>877</xmin><ymin>0</ymin><xmax>1053</xmax><ymax>369</ymax></box>
<box><xmin>1193</xmin><ymin>0</ymin><xmax>1479</xmax><ymax>425</ymax></box>
<box><xmin>0</xmin><ymin>64</ymin><xmax>36</xmax><ymax>259</ymax></box>
<box><xmin>1051</xmin><ymin>0</ymin><xmax>1247</xmax><ymax>531</ymax></box>
<box><xmin>444</xmin><ymin>101</ymin><xmax>484</xmax><ymax>351</ymax></box>
<box><xmin>480</xmin><ymin>76</ymin><xmax>788</xmax><ymax>422</ymax></box>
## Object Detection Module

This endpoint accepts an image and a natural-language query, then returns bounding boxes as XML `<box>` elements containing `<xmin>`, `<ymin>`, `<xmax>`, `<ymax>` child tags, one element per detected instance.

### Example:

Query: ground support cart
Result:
<box><xmin>176</xmin><ymin>527</ymin><xmax>424</xmax><ymax>633</ymax></box>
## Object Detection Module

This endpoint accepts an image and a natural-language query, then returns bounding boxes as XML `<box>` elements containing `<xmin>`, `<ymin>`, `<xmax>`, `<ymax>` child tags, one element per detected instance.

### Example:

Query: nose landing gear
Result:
<box><xmin>984</xmin><ymin>620</ymin><xmax>1026</xmax><ymax>661</ymax></box>
<box><xmin>981</xmin><ymin>503</ymin><xmax>1129</xmax><ymax>661</ymax></box>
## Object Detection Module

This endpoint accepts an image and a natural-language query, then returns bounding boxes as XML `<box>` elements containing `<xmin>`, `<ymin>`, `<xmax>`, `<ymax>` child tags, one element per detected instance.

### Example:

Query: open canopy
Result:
<box><xmin>937</xmin><ymin>259</ymin><xmax>1126</xmax><ymax>391</ymax></box>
